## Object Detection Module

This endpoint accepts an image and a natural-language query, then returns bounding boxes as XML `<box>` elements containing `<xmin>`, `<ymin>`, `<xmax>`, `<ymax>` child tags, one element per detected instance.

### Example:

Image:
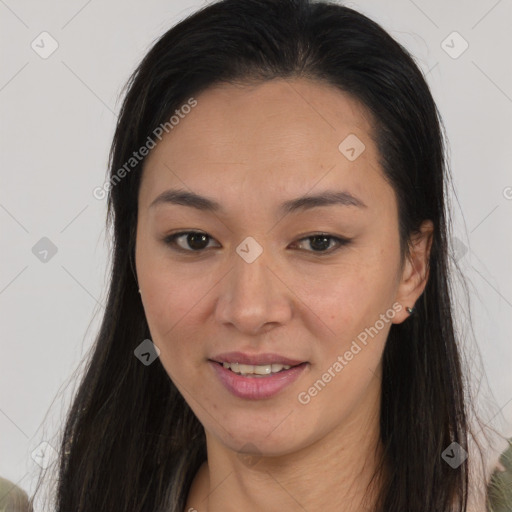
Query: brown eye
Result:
<box><xmin>292</xmin><ymin>234</ymin><xmax>351</xmax><ymax>254</ymax></box>
<box><xmin>164</xmin><ymin>231</ymin><xmax>219</xmax><ymax>252</ymax></box>
<box><xmin>163</xmin><ymin>231</ymin><xmax>351</xmax><ymax>256</ymax></box>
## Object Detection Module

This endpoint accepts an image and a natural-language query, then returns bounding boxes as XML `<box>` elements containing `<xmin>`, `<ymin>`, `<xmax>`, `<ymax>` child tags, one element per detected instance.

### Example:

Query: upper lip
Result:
<box><xmin>210</xmin><ymin>351</ymin><xmax>305</xmax><ymax>366</ymax></box>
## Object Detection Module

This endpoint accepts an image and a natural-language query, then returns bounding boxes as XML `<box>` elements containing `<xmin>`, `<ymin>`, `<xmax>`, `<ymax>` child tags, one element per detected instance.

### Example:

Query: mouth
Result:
<box><xmin>208</xmin><ymin>359</ymin><xmax>309</xmax><ymax>400</ymax></box>
<box><xmin>210</xmin><ymin>360</ymin><xmax>305</xmax><ymax>377</ymax></box>
<box><xmin>210</xmin><ymin>351</ymin><xmax>306</xmax><ymax>367</ymax></box>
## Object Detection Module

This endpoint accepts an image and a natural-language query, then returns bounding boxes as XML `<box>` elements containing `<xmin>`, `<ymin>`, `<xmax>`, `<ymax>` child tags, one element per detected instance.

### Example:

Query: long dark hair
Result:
<box><xmin>31</xmin><ymin>0</ymin><xmax>494</xmax><ymax>510</ymax></box>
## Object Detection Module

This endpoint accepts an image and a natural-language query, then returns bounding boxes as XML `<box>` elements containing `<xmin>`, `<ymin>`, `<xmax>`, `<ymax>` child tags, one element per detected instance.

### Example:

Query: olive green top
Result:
<box><xmin>0</xmin><ymin>477</ymin><xmax>32</xmax><ymax>512</ymax></box>
<box><xmin>487</xmin><ymin>438</ymin><xmax>512</xmax><ymax>512</ymax></box>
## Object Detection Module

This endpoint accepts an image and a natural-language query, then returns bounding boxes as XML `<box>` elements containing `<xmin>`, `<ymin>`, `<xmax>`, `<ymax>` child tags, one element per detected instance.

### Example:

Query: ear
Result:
<box><xmin>392</xmin><ymin>219</ymin><xmax>434</xmax><ymax>324</ymax></box>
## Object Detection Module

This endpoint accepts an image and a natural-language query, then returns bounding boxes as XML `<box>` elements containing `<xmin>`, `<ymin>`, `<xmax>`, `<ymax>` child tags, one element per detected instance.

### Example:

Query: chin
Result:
<box><xmin>208</xmin><ymin>417</ymin><xmax>306</xmax><ymax>455</ymax></box>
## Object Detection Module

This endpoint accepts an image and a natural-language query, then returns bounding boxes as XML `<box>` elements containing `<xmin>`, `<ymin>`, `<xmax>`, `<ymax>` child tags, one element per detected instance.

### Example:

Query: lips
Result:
<box><xmin>209</xmin><ymin>360</ymin><xmax>308</xmax><ymax>400</ymax></box>
<box><xmin>210</xmin><ymin>351</ymin><xmax>305</xmax><ymax>367</ymax></box>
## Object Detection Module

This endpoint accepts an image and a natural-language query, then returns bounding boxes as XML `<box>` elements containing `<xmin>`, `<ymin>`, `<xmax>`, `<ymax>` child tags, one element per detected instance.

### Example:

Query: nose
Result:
<box><xmin>214</xmin><ymin>249</ymin><xmax>293</xmax><ymax>335</ymax></box>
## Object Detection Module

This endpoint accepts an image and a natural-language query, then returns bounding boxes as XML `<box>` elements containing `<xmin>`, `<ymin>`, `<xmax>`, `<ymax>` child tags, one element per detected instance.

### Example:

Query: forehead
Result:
<box><xmin>139</xmin><ymin>78</ymin><xmax>386</xmax><ymax>213</ymax></box>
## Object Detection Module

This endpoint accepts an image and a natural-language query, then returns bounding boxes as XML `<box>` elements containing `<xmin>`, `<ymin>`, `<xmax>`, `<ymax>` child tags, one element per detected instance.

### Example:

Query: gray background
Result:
<box><xmin>1</xmin><ymin>0</ymin><xmax>511</xmax><ymax>505</ymax></box>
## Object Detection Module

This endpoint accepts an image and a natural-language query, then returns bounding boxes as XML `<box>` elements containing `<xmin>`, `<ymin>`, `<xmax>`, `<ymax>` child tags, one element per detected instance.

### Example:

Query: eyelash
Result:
<box><xmin>163</xmin><ymin>230</ymin><xmax>351</xmax><ymax>256</ymax></box>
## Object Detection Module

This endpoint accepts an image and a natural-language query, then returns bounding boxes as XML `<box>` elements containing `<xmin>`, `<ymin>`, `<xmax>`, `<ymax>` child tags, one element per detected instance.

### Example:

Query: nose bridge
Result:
<box><xmin>215</xmin><ymin>241</ymin><xmax>291</xmax><ymax>333</ymax></box>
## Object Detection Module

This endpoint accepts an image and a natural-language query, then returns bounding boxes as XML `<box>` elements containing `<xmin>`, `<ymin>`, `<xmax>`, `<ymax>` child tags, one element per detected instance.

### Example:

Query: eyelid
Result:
<box><xmin>163</xmin><ymin>230</ymin><xmax>351</xmax><ymax>255</ymax></box>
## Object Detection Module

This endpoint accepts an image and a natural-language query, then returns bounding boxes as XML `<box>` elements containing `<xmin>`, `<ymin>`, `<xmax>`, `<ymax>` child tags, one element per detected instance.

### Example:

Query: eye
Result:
<box><xmin>163</xmin><ymin>231</ymin><xmax>219</xmax><ymax>253</ymax></box>
<box><xmin>291</xmin><ymin>233</ymin><xmax>351</xmax><ymax>254</ymax></box>
<box><xmin>163</xmin><ymin>231</ymin><xmax>351</xmax><ymax>255</ymax></box>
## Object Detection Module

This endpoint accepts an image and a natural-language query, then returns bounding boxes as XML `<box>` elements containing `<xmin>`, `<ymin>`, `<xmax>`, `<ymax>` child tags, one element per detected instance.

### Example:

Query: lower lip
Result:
<box><xmin>209</xmin><ymin>361</ymin><xmax>308</xmax><ymax>400</ymax></box>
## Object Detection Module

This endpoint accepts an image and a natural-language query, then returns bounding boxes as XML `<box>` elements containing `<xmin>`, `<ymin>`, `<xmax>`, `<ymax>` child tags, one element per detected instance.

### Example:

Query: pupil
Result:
<box><xmin>188</xmin><ymin>233</ymin><xmax>208</xmax><ymax>250</ymax></box>
<box><xmin>310</xmin><ymin>235</ymin><xmax>330</xmax><ymax>251</ymax></box>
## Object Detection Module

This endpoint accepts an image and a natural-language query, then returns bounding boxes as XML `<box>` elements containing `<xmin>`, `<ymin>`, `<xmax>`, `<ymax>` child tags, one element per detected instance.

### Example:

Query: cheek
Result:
<box><xmin>302</xmin><ymin>260</ymin><xmax>394</xmax><ymax>339</ymax></box>
<box><xmin>142</xmin><ymin>284</ymin><xmax>202</xmax><ymax>365</ymax></box>
<box><xmin>137</xmin><ymin>255</ymin><xmax>206</xmax><ymax>374</ymax></box>
<box><xmin>300</xmin><ymin>249</ymin><xmax>398</xmax><ymax>385</ymax></box>
<box><xmin>138</xmin><ymin>239</ymin><xmax>210</xmax><ymax>338</ymax></box>
<box><xmin>297</xmin><ymin>275</ymin><xmax>392</xmax><ymax>428</ymax></box>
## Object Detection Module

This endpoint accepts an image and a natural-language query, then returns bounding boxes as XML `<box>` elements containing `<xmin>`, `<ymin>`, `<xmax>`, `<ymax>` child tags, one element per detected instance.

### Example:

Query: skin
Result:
<box><xmin>135</xmin><ymin>78</ymin><xmax>434</xmax><ymax>512</ymax></box>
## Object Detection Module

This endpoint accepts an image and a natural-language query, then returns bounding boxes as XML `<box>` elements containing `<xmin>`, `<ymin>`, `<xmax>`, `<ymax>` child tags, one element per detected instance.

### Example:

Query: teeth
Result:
<box><xmin>222</xmin><ymin>362</ymin><xmax>292</xmax><ymax>375</ymax></box>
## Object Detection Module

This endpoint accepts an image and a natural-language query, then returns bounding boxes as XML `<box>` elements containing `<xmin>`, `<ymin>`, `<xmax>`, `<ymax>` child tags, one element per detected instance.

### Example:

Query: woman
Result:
<box><xmin>31</xmin><ymin>0</ymin><xmax>502</xmax><ymax>510</ymax></box>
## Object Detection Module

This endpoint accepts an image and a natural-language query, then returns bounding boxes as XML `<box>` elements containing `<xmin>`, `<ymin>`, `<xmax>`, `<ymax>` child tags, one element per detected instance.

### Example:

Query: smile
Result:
<box><xmin>209</xmin><ymin>360</ymin><xmax>308</xmax><ymax>400</ymax></box>
<box><xmin>221</xmin><ymin>362</ymin><xmax>292</xmax><ymax>376</ymax></box>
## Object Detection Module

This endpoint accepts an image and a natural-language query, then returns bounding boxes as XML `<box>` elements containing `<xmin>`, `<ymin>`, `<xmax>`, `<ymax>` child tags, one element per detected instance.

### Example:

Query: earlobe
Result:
<box><xmin>392</xmin><ymin>220</ymin><xmax>434</xmax><ymax>324</ymax></box>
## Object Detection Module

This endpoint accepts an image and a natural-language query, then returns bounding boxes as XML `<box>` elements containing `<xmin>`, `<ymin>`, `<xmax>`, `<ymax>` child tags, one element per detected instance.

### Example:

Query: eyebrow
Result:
<box><xmin>149</xmin><ymin>188</ymin><xmax>367</xmax><ymax>214</ymax></box>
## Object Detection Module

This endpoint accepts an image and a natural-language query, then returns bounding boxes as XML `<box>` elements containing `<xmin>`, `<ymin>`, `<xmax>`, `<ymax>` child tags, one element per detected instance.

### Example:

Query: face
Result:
<box><xmin>135</xmin><ymin>78</ymin><xmax>430</xmax><ymax>457</ymax></box>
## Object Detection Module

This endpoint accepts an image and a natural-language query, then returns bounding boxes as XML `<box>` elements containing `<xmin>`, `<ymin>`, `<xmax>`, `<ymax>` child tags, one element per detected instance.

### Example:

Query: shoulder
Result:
<box><xmin>0</xmin><ymin>476</ymin><xmax>33</xmax><ymax>512</ymax></box>
<box><xmin>487</xmin><ymin>438</ymin><xmax>512</xmax><ymax>512</ymax></box>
